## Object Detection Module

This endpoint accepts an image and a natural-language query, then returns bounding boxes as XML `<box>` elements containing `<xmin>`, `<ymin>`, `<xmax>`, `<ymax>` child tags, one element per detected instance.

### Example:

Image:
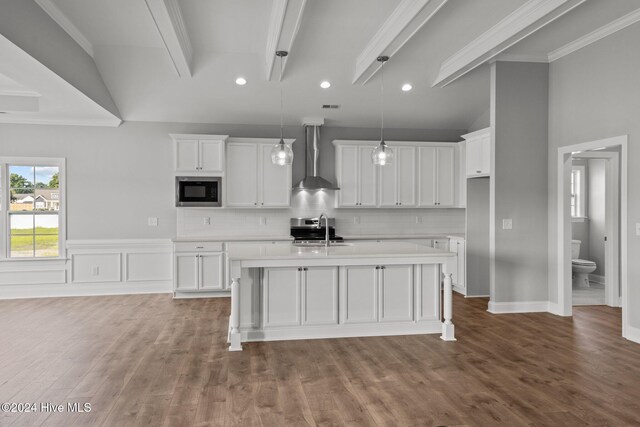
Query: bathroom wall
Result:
<box><xmin>588</xmin><ymin>159</ymin><xmax>606</xmax><ymax>277</ymax></box>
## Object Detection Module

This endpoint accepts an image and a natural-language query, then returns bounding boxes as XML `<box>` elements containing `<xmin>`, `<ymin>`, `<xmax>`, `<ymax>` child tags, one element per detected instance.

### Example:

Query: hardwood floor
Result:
<box><xmin>1</xmin><ymin>293</ymin><xmax>639</xmax><ymax>426</ymax></box>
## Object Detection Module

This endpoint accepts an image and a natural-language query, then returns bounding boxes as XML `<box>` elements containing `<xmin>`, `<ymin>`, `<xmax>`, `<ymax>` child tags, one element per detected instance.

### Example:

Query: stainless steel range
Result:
<box><xmin>290</xmin><ymin>217</ymin><xmax>343</xmax><ymax>244</ymax></box>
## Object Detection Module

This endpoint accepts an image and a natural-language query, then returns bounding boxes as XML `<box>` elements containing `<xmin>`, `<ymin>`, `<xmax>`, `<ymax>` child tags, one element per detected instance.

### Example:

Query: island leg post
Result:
<box><xmin>229</xmin><ymin>277</ymin><xmax>243</xmax><ymax>351</ymax></box>
<box><xmin>441</xmin><ymin>272</ymin><xmax>456</xmax><ymax>341</ymax></box>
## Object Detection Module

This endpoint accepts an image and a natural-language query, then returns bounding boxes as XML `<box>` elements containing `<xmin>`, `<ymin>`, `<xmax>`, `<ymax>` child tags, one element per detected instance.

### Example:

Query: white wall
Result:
<box><xmin>588</xmin><ymin>159</ymin><xmax>606</xmax><ymax>276</ymax></box>
<box><xmin>547</xmin><ymin>23</ymin><xmax>640</xmax><ymax>329</ymax></box>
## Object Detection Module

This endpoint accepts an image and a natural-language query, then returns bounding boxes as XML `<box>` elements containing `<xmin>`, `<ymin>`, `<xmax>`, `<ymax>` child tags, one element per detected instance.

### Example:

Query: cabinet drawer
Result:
<box><xmin>174</xmin><ymin>242</ymin><xmax>224</xmax><ymax>252</ymax></box>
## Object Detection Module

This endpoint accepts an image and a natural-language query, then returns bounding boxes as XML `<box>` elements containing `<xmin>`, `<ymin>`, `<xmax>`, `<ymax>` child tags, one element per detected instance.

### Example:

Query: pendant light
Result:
<box><xmin>271</xmin><ymin>50</ymin><xmax>294</xmax><ymax>166</ymax></box>
<box><xmin>372</xmin><ymin>55</ymin><xmax>393</xmax><ymax>166</ymax></box>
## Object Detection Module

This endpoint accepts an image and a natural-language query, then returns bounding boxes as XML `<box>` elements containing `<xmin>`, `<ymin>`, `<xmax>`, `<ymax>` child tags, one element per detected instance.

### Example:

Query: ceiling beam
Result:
<box><xmin>145</xmin><ymin>0</ymin><xmax>193</xmax><ymax>78</ymax></box>
<box><xmin>266</xmin><ymin>0</ymin><xmax>307</xmax><ymax>81</ymax></box>
<box><xmin>433</xmin><ymin>0</ymin><xmax>586</xmax><ymax>87</ymax></box>
<box><xmin>34</xmin><ymin>0</ymin><xmax>94</xmax><ymax>57</ymax></box>
<box><xmin>353</xmin><ymin>0</ymin><xmax>448</xmax><ymax>85</ymax></box>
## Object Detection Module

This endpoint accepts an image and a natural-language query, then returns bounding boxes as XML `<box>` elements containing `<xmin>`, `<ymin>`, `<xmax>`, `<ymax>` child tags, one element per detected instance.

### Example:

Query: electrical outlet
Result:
<box><xmin>203</xmin><ymin>217</ymin><xmax>211</xmax><ymax>225</ymax></box>
<box><xmin>148</xmin><ymin>217</ymin><xmax>158</xmax><ymax>227</ymax></box>
<box><xmin>415</xmin><ymin>216</ymin><xmax>422</xmax><ymax>224</ymax></box>
<box><xmin>502</xmin><ymin>219</ymin><xmax>512</xmax><ymax>230</ymax></box>
<box><xmin>91</xmin><ymin>266</ymin><xmax>99</xmax><ymax>276</ymax></box>
<box><xmin>260</xmin><ymin>216</ymin><xmax>267</xmax><ymax>225</ymax></box>
<box><xmin>354</xmin><ymin>216</ymin><xmax>360</xmax><ymax>224</ymax></box>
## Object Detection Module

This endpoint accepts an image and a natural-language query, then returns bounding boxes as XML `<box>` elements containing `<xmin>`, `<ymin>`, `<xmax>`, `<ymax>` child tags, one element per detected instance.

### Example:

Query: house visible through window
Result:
<box><xmin>570</xmin><ymin>165</ymin><xmax>586</xmax><ymax>218</ymax></box>
<box><xmin>1</xmin><ymin>159</ymin><xmax>65</xmax><ymax>259</ymax></box>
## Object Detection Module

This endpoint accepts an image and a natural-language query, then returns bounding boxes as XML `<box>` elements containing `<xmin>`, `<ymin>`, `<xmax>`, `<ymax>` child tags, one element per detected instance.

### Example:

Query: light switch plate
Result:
<box><xmin>203</xmin><ymin>217</ymin><xmax>211</xmax><ymax>225</ymax></box>
<box><xmin>148</xmin><ymin>217</ymin><xmax>158</xmax><ymax>227</ymax></box>
<box><xmin>415</xmin><ymin>216</ymin><xmax>422</xmax><ymax>224</ymax></box>
<box><xmin>260</xmin><ymin>216</ymin><xmax>267</xmax><ymax>225</ymax></box>
<box><xmin>502</xmin><ymin>219</ymin><xmax>512</xmax><ymax>230</ymax></box>
<box><xmin>354</xmin><ymin>216</ymin><xmax>360</xmax><ymax>224</ymax></box>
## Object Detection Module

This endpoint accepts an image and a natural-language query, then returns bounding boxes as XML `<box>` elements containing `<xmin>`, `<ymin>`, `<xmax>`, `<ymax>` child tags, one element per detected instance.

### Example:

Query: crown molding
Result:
<box><xmin>265</xmin><ymin>0</ymin><xmax>307</xmax><ymax>81</ymax></box>
<box><xmin>433</xmin><ymin>0</ymin><xmax>586</xmax><ymax>87</ymax></box>
<box><xmin>144</xmin><ymin>0</ymin><xmax>193</xmax><ymax>78</ymax></box>
<box><xmin>548</xmin><ymin>7</ymin><xmax>640</xmax><ymax>62</ymax></box>
<box><xmin>352</xmin><ymin>0</ymin><xmax>448</xmax><ymax>85</ymax></box>
<box><xmin>0</xmin><ymin>116</ymin><xmax>122</xmax><ymax>127</ymax></box>
<box><xmin>34</xmin><ymin>0</ymin><xmax>94</xmax><ymax>58</ymax></box>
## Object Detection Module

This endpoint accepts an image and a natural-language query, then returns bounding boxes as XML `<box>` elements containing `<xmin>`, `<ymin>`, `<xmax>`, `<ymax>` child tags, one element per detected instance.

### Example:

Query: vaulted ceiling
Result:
<box><xmin>1</xmin><ymin>0</ymin><xmax>639</xmax><ymax>129</ymax></box>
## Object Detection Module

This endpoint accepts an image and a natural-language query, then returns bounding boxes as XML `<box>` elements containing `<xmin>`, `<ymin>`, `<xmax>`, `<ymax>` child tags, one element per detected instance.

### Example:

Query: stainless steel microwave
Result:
<box><xmin>176</xmin><ymin>177</ymin><xmax>222</xmax><ymax>207</ymax></box>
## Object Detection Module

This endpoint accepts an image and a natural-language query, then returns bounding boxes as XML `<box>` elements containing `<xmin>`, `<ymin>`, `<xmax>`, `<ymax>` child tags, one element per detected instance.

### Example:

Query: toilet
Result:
<box><xmin>571</xmin><ymin>240</ymin><xmax>596</xmax><ymax>289</ymax></box>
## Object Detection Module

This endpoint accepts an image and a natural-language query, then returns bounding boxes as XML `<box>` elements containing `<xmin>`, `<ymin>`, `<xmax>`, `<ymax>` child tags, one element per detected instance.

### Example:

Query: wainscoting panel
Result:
<box><xmin>0</xmin><ymin>239</ymin><xmax>172</xmax><ymax>299</ymax></box>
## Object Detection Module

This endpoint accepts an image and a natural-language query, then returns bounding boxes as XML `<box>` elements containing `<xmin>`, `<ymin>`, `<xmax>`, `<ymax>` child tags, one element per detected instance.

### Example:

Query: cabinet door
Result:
<box><xmin>379</xmin><ymin>265</ymin><xmax>413</xmax><ymax>322</ymax></box>
<box><xmin>358</xmin><ymin>146</ymin><xmax>377</xmax><ymax>207</ymax></box>
<box><xmin>199</xmin><ymin>140</ymin><xmax>224</xmax><ymax>174</ymax></box>
<box><xmin>480</xmin><ymin>135</ymin><xmax>491</xmax><ymax>175</ymax></box>
<box><xmin>337</xmin><ymin>146</ymin><xmax>359</xmax><ymax>207</ymax></box>
<box><xmin>226</xmin><ymin>143</ymin><xmax>258</xmax><ymax>207</ymax></box>
<box><xmin>260</xmin><ymin>144</ymin><xmax>291</xmax><ymax>207</ymax></box>
<box><xmin>175</xmin><ymin>140</ymin><xmax>199</xmax><ymax>172</ymax></box>
<box><xmin>341</xmin><ymin>266</ymin><xmax>378</xmax><ymax>324</ymax></box>
<box><xmin>199</xmin><ymin>253</ymin><xmax>224</xmax><ymax>290</ymax></box>
<box><xmin>417</xmin><ymin>147</ymin><xmax>437</xmax><ymax>206</ymax></box>
<box><xmin>175</xmin><ymin>253</ymin><xmax>198</xmax><ymax>291</ymax></box>
<box><xmin>397</xmin><ymin>146</ymin><xmax>416</xmax><ymax>206</ymax></box>
<box><xmin>302</xmin><ymin>267</ymin><xmax>338</xmax><ymax>325</ymax></box>
<box><xmin>263</xmin><ymin>268</ymin><xmax>301</xmax><ymax>327</ymax></box>
<box><xmin>378</xmin><ymin>148</ymin><xmax>398</xmax><ymax>207</ymax></box>
<box><xmin>436</xmin><ymin>147</ymin><xmax>455</xmax><ymax>206</ymax></box>
<box><xmin>466</xmin><ymin>140</ymin><xmax>482</xmax><ymax>177</ymax></box>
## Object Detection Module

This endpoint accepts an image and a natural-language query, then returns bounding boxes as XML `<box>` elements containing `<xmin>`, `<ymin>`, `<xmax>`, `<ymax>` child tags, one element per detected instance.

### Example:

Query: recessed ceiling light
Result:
<box><xmin>235</xmin><ymin>77</ymin><xmax>247</xmax><ymax>86</ymax></box>
<box><xmin>402</xmin><ymin>83</ymin><xmax>413</xmax><ymax>92</ymax></box>
<box><xmin>320</xmin><ymin>81</ymin><xmax>331</xmax><ymax>89</ymax></box>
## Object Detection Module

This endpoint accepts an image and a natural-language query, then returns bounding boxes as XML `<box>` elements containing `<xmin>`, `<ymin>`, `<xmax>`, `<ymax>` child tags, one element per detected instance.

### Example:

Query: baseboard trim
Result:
<box><xmin>453</xmin><ymin>284</ymin><xmax>467</xmax><ymax>295</ymax></box>
<box><xmin>624</xmin><ymin>324</ymin><xmax>640</xmax><ymax>344</ymax></box>
<box><xmin>173</xmin><ymin>291</ymin><xmax>231</xmax><ymax>299</ymax></box>
<box><xmin>487</xmin><ymin>300</ymin><xmax>550</xmax><ymax>314</ymax></box>
<box><xmin>465</xmin><ymin>294</ymin><xmax>489</xmax><ymax>298</ymax></box>
<box><xmin>589</xmin><ymin>273</ymin><xmax>605</xmax><ymax>285</ymax></box>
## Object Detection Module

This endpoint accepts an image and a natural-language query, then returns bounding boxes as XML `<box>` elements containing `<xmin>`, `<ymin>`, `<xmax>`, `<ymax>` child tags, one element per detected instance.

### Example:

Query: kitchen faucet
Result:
<box><xmin>317</xmin><ymin>213</ymin><xmax>330</xmax><ymax>247</ymax></box>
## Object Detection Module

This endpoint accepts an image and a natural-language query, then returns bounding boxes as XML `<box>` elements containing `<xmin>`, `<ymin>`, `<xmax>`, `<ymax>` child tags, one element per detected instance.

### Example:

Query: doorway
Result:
<box><xmin>556</xmin><ymin>135</ymin><xmax>629</xmax><ymax>338</ymax></box>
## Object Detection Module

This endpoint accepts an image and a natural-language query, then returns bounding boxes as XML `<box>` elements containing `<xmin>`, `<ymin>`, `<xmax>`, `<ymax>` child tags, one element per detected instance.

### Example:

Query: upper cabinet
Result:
<box><xmin>333</xmin><ymin>140</ymin><xmax>459</xmax><ymax>209</ymax></box>
<box><xmin>171</xmin><ymin>134</ymin><xmax>228</xmax><ymax>175</ymax></box>
<box><xmin>226</xmin><ymin>138</ymin><xmax>294</xmax><ymax>208</ymax></box>
<box><xmin>462</xmin><ymin>127</ymin><xmax>491</xmax><ymax>178</ymax></box>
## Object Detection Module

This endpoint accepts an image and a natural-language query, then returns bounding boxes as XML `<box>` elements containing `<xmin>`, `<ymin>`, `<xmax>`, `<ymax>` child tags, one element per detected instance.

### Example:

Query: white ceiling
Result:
<box><xmin>3</xmin><ymin>0</ymin><xmax>638</xmax><ymax>129</ymax></box>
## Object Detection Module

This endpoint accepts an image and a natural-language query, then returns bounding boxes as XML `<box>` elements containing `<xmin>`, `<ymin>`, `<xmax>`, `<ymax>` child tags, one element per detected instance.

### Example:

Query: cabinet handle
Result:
<box><xmin>196</xmin><ymin>246</ymin><xmax>204</xmax><ymax>249</ymax></box>
<box><xmin>261</xmin><ymin>203</ymin><xmax>264</xmax><ymax>205</ymax></box>
<box><xmin>298</xmin><ymin>267</ymin><xmax>302</xmax><ymax>271</ymax></box>
<box><xmin>375</xmin><ymin>266</ymin><xmax>380</xmax><ymax>270</ymax></box>
<box><xmin>303</xmin><ymin>267</ymin><xmax>308</xmax><ymax>271</ymax></box>
<box><xmin>254</xmin><ymin>203</ymin><xmax>257</xmax><ymax>206</ymax></box>
<box><xmin>476</xmin><ymin>170</ymin><xmax>481</xmax><ymax>173</ymax></box>
<box><xmin>381</xmin><ymin>266</ymin><xmax>386</xmax><ymax>270</ymax></box>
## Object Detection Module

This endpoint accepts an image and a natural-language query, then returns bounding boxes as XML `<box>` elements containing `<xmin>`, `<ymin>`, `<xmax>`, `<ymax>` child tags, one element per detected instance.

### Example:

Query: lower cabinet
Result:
<box><xmin>340</xmin><ymin>264</ymin><xmax>413</xmax><ymax>324</ymax></box>
<box><xmin>263</xmin><ymin>266</ymin><xmax>338</xmax><ymax>328</ymax></box>
<box><xmin>174</xmin><ymin>252</ymin><xmax>224</xmax><ymax>291</ymax></box>
<box><xmin>450</xmin><ymin>238</ymin><xmax>466</xmax><ymax>293</ymax></box>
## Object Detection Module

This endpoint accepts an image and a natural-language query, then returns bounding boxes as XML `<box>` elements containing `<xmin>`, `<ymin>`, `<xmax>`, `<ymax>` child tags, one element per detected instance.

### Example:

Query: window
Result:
<box><xmin>570</xmin><ymin>165</ymin><xmax>586</xmax><ymax>218</ymax></box>
<box><xmin>0</xmin><ymin>158</ymin><xmax>65</xmax><ymax>259</ymax></box>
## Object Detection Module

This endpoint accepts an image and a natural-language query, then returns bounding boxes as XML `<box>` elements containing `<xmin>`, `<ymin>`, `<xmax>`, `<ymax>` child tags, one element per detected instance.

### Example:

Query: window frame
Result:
<box><xmin>0</xmin><ymin>157</ymin><xmax>66</xmax><ymax>261</ymax></box>
<box><xmin>570</xmin><ymin>165</ymin><xmax>587</xmax><ymax>219</ymax></box>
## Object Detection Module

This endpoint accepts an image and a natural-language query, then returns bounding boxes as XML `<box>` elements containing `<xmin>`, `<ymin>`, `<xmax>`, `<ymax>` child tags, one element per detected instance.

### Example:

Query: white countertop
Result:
<box><xmin>173</xmin><ymin>235</ymin><xmax>293</xmax><ymax>242</ymax></box>
<box><xmin>341</xmin><ymin>233</ymin><xmax>465</xmax><ymax>240</ymax></box>
<box><xmin>226</xmin><ymin>241</ymin><xmax>455</xmax><ymax>261</ymax></box>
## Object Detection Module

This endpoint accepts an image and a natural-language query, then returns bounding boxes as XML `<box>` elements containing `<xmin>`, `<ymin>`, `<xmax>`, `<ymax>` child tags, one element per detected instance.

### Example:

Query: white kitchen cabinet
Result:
<box><xmin>263</xmin><ymin>268</ymin><xmax>301</xmax><ymax>327</ymax></box>
<box><xmin>226</xmin><ymin>139</ymin><xmax>293</xmax><ymax>208</ymax></box>
<box><xmin>432</xmin><ymin>239</ymin><xmax>449</xmax><ymax>251</ymax></box>
<box><xmin>174</xmin><ymin>252</ymin><xmax>224</xmax><ymax>292</ymax></box>
<box><xmin>172</xmin><ymin>134</ymin><xmax>228</xmax><ymax>174</ymax></box>
<box><xmin>302</xmin><ymin>267</ymin><xmax>339</xmax><ymax>326</ymax></box>
<box><xmin>335</xmin><ymin>145</ymin><xmax>378</xmax><ymax>207</ymax></box>
<box><xmin>379</xmin><ymin>265</ymin><xmax>413</xmax><ymax>322</ymax></box>
<box><xmin>379</xmin><ymin>146</ymin><xmax>416</xmax><ymax>207</ymax></box>
<box><xmin>450</xmin><ymin>238</ymin><xmax>466</xmax><ymax>294</ymax></box>
<box><xmin>417</xmin><ymin>146</ymin><xmax>455</xmax><ymax>207</ymax></box>
<box><xmin>340</xmin><ymin>265</ymin><xmax>378</xmax><ymax>323</ymax></box>
<box><xmin>173</xmin><ymin>242</ymin><xmax>225</xmax><ymax>295</ymax></box>
<box><xmin>463</xmin><ymin>127</ymin><xmax>491</xmax><ymax>178</ymax></box>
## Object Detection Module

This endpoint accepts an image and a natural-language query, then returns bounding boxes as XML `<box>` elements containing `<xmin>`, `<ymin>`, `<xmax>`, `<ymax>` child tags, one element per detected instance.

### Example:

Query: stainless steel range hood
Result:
<box><xmin>292</xmin><ymin>123</ymin><xmax>339</xmax><ymax>191</ymax></box>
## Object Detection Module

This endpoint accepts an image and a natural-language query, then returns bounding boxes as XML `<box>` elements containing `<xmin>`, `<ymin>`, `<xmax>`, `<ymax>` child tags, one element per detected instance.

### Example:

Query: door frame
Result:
<box><xmin>556</xmin><ymin>135</ymin><xmax>628</xmax><ymax>337</ymax></box>
<box><xmin>571</xmin><ymin>151</ymin><xmax>620</xmax><ymax>307</ymax></box>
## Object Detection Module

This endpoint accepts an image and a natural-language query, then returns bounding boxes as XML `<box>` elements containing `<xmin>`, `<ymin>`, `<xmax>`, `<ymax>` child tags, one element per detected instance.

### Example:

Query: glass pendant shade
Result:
<box><xmin>372</xmin><ymin>141</ymin><xmax>393</xmax><ymax>166</ymax></box>
<box><xmin>271</xmin><ymin>139</ymin><xmax>293</xmax><ymax>166</ymax></box>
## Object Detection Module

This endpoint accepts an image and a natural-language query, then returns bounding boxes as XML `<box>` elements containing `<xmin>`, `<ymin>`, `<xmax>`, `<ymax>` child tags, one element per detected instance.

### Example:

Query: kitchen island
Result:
<box><xmin>226</xmin><ymin>241</ymin><xmax>456</xmax><ymax>351</ymax></box>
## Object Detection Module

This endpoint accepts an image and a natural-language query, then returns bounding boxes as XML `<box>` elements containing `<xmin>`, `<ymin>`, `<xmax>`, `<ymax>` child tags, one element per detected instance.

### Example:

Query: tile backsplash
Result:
<box><xmin>177</xmin><ymin>192</ymin><xmax>465</xmax><ymax>237</ymax></box>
